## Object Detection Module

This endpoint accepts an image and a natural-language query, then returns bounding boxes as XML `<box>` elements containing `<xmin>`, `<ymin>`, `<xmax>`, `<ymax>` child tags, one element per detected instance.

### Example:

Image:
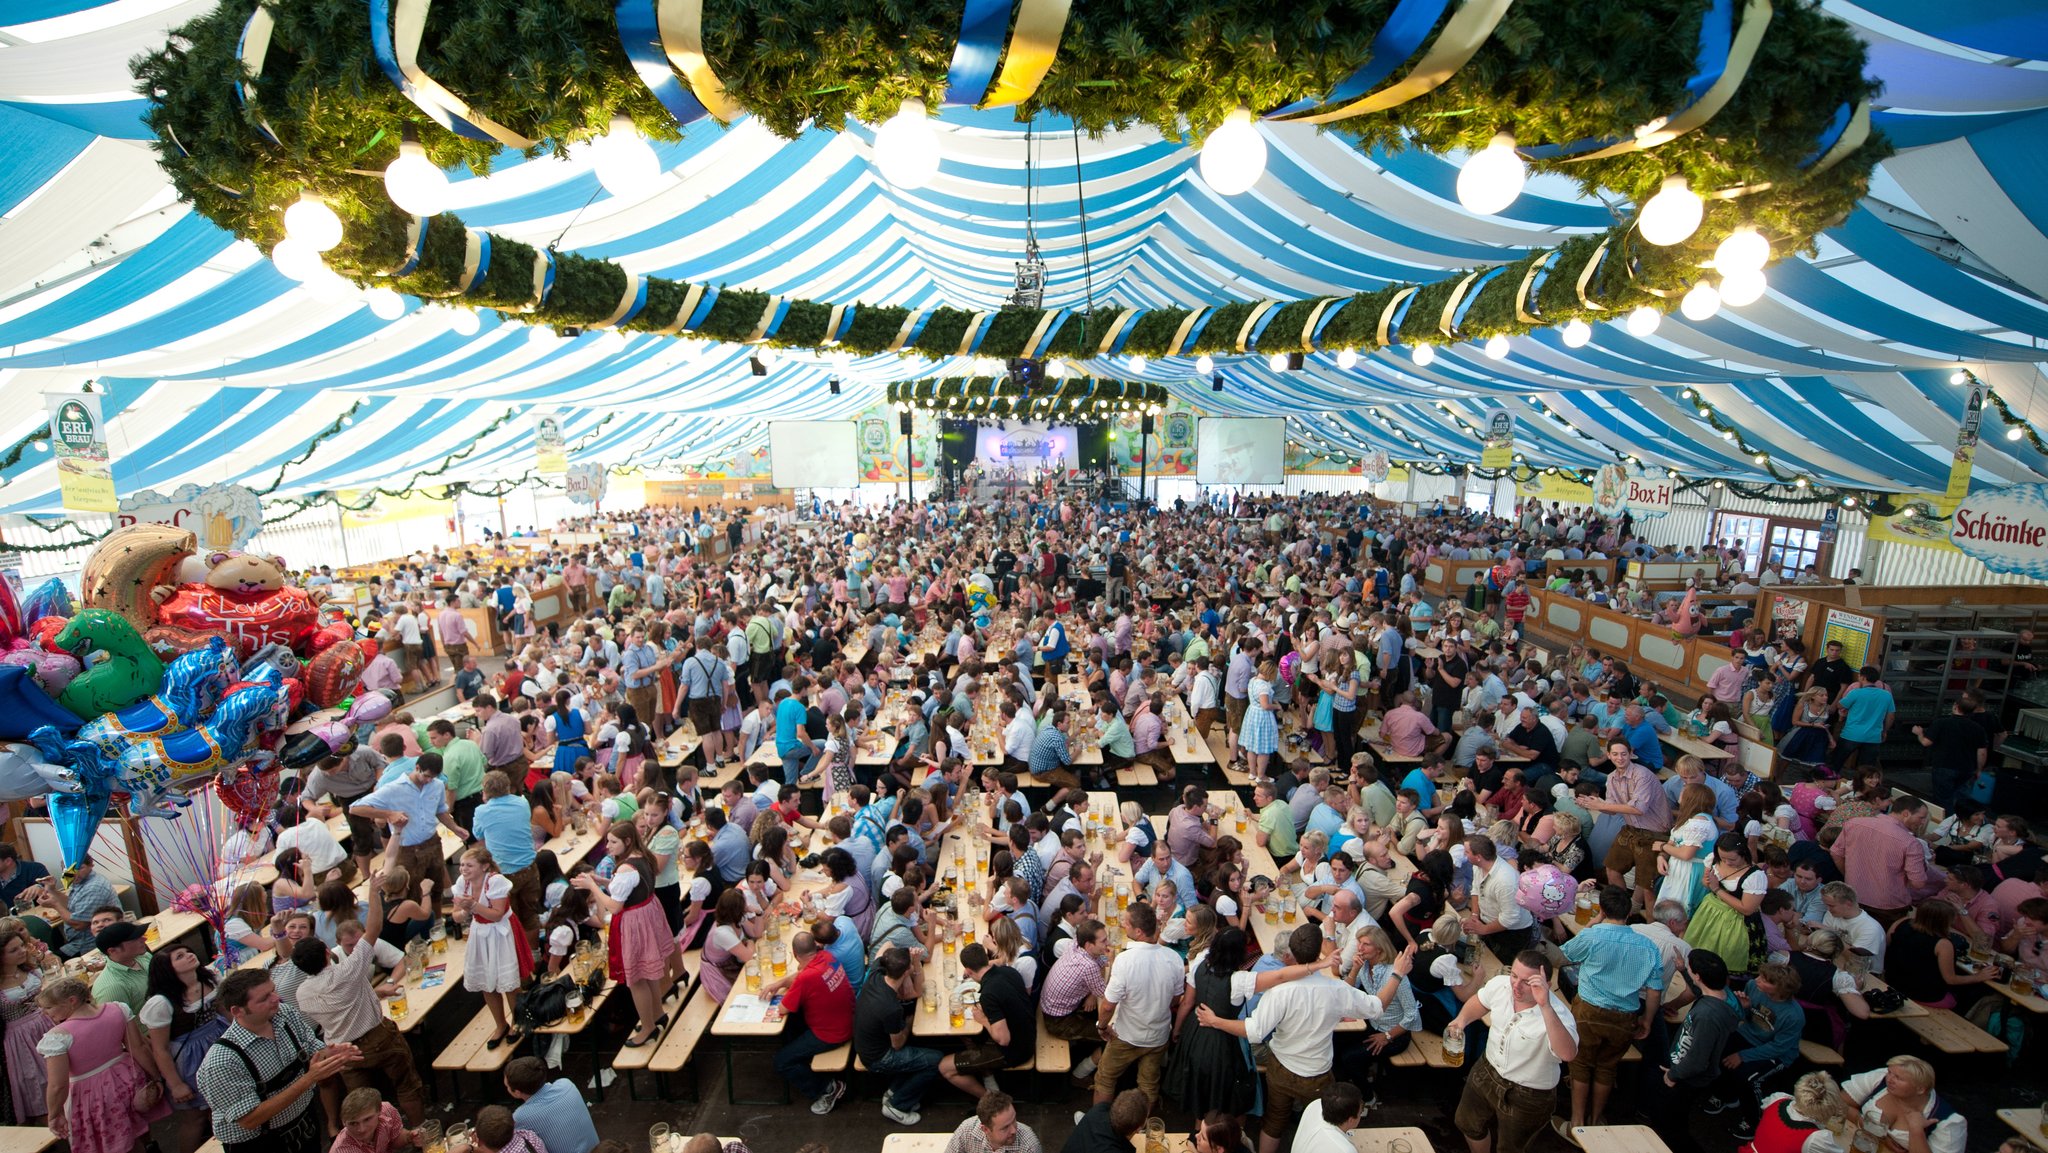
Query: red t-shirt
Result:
<box><xmin>781</xmin><ymin>953</ymin><xmax>854</xmax><ymax>1043</ymax></box>
<box><xmin>1504</xmin><ymin>589</ymin><xmax>1531</xmax><ymax>622</ymax></box>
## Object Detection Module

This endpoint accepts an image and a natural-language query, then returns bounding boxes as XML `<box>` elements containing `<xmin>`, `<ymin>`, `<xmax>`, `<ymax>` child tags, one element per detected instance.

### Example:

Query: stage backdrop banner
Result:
<box><xmin>1197</xmin><ymin>418</ymin><xmax>1285</xmax><ymax>484</ymax></box>
<box><xmin>46</xmin><ymin>394</ymin><xmax>116</xmax><ymax>512</ymax></box>
<box><xmin>972</xmin><ymin>422</ymin><xmax>1078</xmax><ymax>472</ymax></box>
<box><xmin>117</xmin><ymin>482</ymin><xmax>263</xmax><ymax>551</ymax></box>
<box><xmin>768</xmin><ymin>421</ymin><xmax>858</xmax><ymax>489</ymax></box>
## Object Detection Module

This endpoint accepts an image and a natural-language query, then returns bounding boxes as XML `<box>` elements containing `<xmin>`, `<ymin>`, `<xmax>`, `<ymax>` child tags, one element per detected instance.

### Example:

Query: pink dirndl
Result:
<box><xmin>607</xmin><ymin>897</ymin><xmax>673</xmax><ymax>985</ymax></box>
<box><xmin>46</xmin><ymin>1003</ymin><xmax>169</xmax><ymax>1153</ymax></box>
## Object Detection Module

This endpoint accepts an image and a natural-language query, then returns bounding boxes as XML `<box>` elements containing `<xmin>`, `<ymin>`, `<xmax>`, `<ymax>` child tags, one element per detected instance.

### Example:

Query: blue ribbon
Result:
<box><xmin>946</xmin><ymin>0</ymin><xmax>1012</xmax><ymax>107</ymax></box>
<box><xmin>1310</xmin><ymin>298</ymin><xmax>1351</xmax><ymax>349</ymax></box>
<box><xmin>761</xmin><ymin>297</ymin><xmax>792</xmax><ymax>338</ymax></box>
<box><xmin>537</xmin><ymin>249</ymin><xmax>557</xmax><ymax>307</ymax></box>
<box><xmin>1265</xmin><ymin>0</ymin><xmax>1450</xmax><ymax>118</ymax></box>
<box><xmin>1387</xmin><ymin>292</ymin><xmax>1416</xmax><ymax>341</ymax></box>
<box><xmin>614</xmin><ymin>0</ymin><xmax>712</xmax><ymax>126</ymax></box>
<box><xmin>1448</xmin><ymin>266</ymin><xmax>1506</xmax><ymax>333</ymax></box>
<box><xmin>682</xmin><ymin>285</ymin><xmax>719</xmax><ymax>331</ymax></box>
<box><xmin>1025</xmin><ymin>308</ymin><xmax>1070</xmax><ymax>357</ymax></box>
<box><xmin>618</xmin><ymin>277</ymin><xmax>650</xmax><ymax>326</ymax></box>
<box><xmin>831</xmin><ymin>305</ymin><xmax>858</xmax><ymax>343</ymax></box>
<box><xmin>1178</xmin><ymin>308</ymin><xmax>1215</xmax><ymax>354</ymax></box>
<box><xmin>1521</xmin><ymin>0</ymin><xmax>1734</xmax><ymax>160</ymax></box>
<box><xmin>366</xmin><ymin>0</ymin><xmax>499</xmax><ymax>143</ymax></box>
<box><xmin>1245</xmin><ymin>303</ymin><xmax>1286</xmax><ymax>351</ymax></box>
<box><xmin>903</xmin><ymin>308</ymin><xmax>935</xmax><ymax>348</ymax></box>
<box><xmin>963</xmin><ymin>310</ymin><xmax>997</xmax><ymax>353</ymax></box>
<box><xmin>459</xmin><ymin>232</ymin><xmax>491</xmax><ymax>294</ymax></box>
<box><xmin>1522</xmin><ymin>253</ymin><xmax>1555</xmax><ymax>318</ymax></box>
<box><xmin>1106</xmin><ymin>309</ymin><xmax>1148</xmax><ymax>355</ymax></box>
<box><xmin>1799</xmin><ymin>101</ymin><xmax>1854</xmax><ymax>168</ymax></box>
<box><xmin>395</xmin><ymin>215</ymin><xmax>429</xmax><ymax>276</ymax></box>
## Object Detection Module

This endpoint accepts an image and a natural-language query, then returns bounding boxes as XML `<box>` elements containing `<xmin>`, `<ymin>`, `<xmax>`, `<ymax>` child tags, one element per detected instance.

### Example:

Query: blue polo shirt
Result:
<box><xmin>1838</xmin><ymin>686</ymin><xmax>1895</xmax><ymax>744</ymax></box>
<box><xmin>775</xmin><ymin>696</ymin><xmax>810</xmax><ymax>756</ymax></box>
<box><xmin>1559</xmin><ymin>921</ymin><xmax>1665</xmax><ymax>1012</ymax></box>
<box><xmin>472</xmin><ymin>793</ymin><xmax>536</xmax><ymax>873</ymax></box>
<box><xmin>1621</xmin><ymin>718</ymin><xmax>1665</xmax><ymax>770</ymax></box>
<box><xmin>356</xmin><ymin>775</ymin><xmax>449</xmax><ymax>848</ymax></box>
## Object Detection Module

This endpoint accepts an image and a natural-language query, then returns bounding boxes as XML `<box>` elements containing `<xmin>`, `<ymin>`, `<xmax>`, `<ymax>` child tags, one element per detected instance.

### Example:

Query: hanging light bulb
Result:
<box><xmin>1267</xmin><ymin>352</ymin><xmax>1289</xmax><ymax>371</ymax></box>
<box><xmin>589</xmin><ymin>116</ymin><xmax>660</xmax><ymax>197</ymax></box>
<box><xmin>365</xmin><ymin>287</ymin><xmax>405</xmax><ymax>320</ymax></box>
<box><xmin>1714</xmin><ymin>226</ymin><xmax>1769</xmax><ymax>274</ymax></box>
<box><xmin>1560</xmin><ymin>318</ymin><xmax>1592</xmax><ymax>348</ymax></box>
<box><xmin>591</xmin><ymin>327</ymin><xmax>627</xmax><ymax>352</ymax></box>
<box><xmin>874</xmin><ymin>98</ymin><xmax>941</xmax><ymax>190</ymax></box>
<box><xmin>1199</xmin><ymin>109</ymin><xmax>1266</xmax><ymax>196</ymax></box>
<box><xmin>1483</xmin><ymin>334</ymin><xmax>1510</xmax><ymax>360</ymax></box>
<box><xmin>1456</xmin><ymin>132</ymin><xmax>1526</xmax><ymax>215</ymax></box>
<box><xmin>1195</xmin><ymin>354</ymin><xmax>1214</xmax><ymax>375</ymax></box>
<box><xmin>1128</xmin><ymin>354</ymin><xmax>1148</xmax><ymax>374</ymax></box>
<box><xmin>449</xmin><ymin>308</ymin><xmax>481</xmax><ymax>336</ymax></box>
<box><xmin>383</xmin><ymin>130</ymin><xmax>448</xmax><ymax>216</ymax></box>
<box><xmin>527</xmin><ymin>323</ymin><xmax>561</xmax><ymax>347</ymax></box>
<box><xmin>1335</xmin><ymin>348</ymin><xmax>1359</xmax><ymax>370</ymax></box>
<box><xmin>303</xmin><ymin>265</ymin><xmax>354</xmax><ymax>302</ymax></box>
<box><xmin>1637</xmin><ymin>175</ymin><xmax>1704</xmax><ymax>246</ymax></box>
<box><xmin>1949</xmin><ymin>369</ymin><xmax>1969</xmax><ymax>385</ymax></box>
<box><xmin>1411</xmin><ymin>342</ymin><xmax>1436</xmax><ymax>367</ymax></box>
<box><xmin>1718</xmin><ymin>268</ymin><xmax>1766</xmax><ymax>308</ymax></box>
<box><xmin>2008</xmin><ymin>426</ymin><xmax>2025</xmax><ymax>441</ymax></box>
<box><xmin>283</xmin><ymin>194</ymin><xmax>344</xmax><ymax>253</ymax></box>
<box><xmin>1625</xmin><ymin>306</ymin><xmax>1661</xmax><ymax>337</ymax></box>
<box><xmin>269</xmin><ymin>238</ymin><xmax>324</xmax><ymax>282</ymax></box>
<box><xmin>1680</xmin><ymin>281</ymin><xmax>1722</xmax><ymax>321</ymax></box>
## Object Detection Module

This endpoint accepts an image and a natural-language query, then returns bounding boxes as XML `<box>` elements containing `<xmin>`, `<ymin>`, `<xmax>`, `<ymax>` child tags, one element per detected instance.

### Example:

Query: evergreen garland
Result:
<box><xmin>130</xmin><ymin>0</ymin><xmax>1888</xmax><ymax>360</ymax></box>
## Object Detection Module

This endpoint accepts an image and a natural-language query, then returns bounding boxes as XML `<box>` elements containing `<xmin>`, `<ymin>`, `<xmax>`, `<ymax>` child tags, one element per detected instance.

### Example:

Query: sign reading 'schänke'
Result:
<box><xmin>1949</xmin><ymin>483</ymin><xmax>2048</xmax><ymax>578</ymax></box>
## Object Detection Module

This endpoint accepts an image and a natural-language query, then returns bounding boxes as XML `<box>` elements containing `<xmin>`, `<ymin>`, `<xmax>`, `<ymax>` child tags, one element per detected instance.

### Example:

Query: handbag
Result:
<box><xmin>132</xmin><ymin>1074</ymin><xmax>163</xmax><ymax>1113</ymax></box>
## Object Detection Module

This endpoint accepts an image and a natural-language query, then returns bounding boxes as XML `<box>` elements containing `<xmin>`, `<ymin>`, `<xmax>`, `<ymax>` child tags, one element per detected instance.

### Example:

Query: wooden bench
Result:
<box><xmin>811</xmin><ymin>1041</ymin><xmax>852</xmax><ymax>1073</ymax></box>
<box><xmin>1901</xmin><ymin>1007</ymin><xmax>2008</xmax><ymax>1055</ymax></box>
<box><xmin>614</xmin><ymin>968</ymin><xmax>700</xmax><ymax>1076</ymax></box>
<box><xmin>643</xmin><ymin>984</ymin><xmax>722</xmax><ymax>1100</ymax></box>
<box><xmin>1115</xmin><ymin>762</ymin><xmax>1159</xmax><ymax>788</ymax></box>
<box><xmin>1798</xmin><ymin>1039</ymin><xmax>1845</xmax><ymax>1067</ymax></box>
<box><xmin>1035</xmin><ymin>1014</ymin><xmax>1073</xmax><ymax>1076</ymax></box>
<box><xmin>432</xmin><ymin>1009</ymin><xmax>519</xmax><ymax>1088</ymax></box>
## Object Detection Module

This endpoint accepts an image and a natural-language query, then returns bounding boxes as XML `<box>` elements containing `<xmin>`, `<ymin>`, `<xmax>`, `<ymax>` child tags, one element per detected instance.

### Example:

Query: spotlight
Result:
<box><xmin>1950</xmin><ymin>370</ymin><xmax>1969</xmax><ymax>385</ymax></box>
<box><xmin>1286</xmin><ymin>351</ymin><xmax>1305</xmax><ymax>371</ymax></box>
<box><xmin>1211</xmin><ymin>373</ymin><xmax>1224</xmax><ymax>393</ymax></box>
<box><xmin>828</xmin><ymin>377</ymin><xmax>841</xmax><ymax>395</ymax></box>
<box><xmin>749</xmin><ymin>355</ymin><xmax>768</xmax><ymax>376</ymax></box>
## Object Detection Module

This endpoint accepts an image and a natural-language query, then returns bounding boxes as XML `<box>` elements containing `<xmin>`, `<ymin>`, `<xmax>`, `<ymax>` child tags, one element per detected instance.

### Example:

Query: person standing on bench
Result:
<box><xmin>292</xmin><ymin>871</ymin><xmax>428</xmax><ymax>1128</ymax></box>
<box><xmin>759</xmin><ymin>931</ymin><xmax>854</xmax><ymax>1115</ymax></box>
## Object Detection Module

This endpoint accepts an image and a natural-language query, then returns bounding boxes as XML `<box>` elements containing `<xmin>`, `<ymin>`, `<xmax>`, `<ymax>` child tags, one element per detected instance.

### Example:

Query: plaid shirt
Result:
<box><xmin>1040</xmin><ymin>945</ymin><xmax>1107</xmax><ymax>1018</ymax></box>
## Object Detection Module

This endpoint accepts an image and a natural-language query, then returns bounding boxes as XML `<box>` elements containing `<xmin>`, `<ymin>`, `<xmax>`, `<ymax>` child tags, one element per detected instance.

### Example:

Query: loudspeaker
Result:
<box><xmin>1076</xmin><ymin>423</ymin><xmax>1110</xmax><ymax>469</ymax></box>
<box><xmin>899</xmin><ymin>411</ymin><xmax>914</xmax><ymax>435</ymax></box>
<box><xmin>1141</xmin><ymin>413</ymin><xmax>1155</xmax><ymax>435</ymax></box>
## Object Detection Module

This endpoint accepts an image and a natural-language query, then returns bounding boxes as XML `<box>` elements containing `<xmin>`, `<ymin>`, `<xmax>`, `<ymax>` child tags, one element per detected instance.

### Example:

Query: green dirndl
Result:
<box><xmin>1685</xmin><ymin>870</ymin><xmax>1764</xmax><ymax>975</ymax></box>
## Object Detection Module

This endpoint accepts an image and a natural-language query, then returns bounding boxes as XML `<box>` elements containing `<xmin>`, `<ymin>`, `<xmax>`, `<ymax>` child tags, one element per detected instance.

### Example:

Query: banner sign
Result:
<box><xmin>534</xmin><ymin>412</ymin><xmax>567</xmax><ymax>475</ymax></box>
<box><xmin>1515</xmin><ymin>472</ymin><xmax>1593</xmax><ymax>505</ymax></box>
<box><xmin>1822</xmin><ymin>607</ymin><xmax>1875</xmax><ymax>667</ymax></box>
<box><xmin>1362</xmin><ymin>450</ymin><xmax>1391</xmax><ymax>483</ymax></box>
<box><xmin>1592</xmin><ymin>463</ymin><xmax>1628</xmax><ymax>516</ymax></box>
<box><xmin>1480</xmin><ymin>409</ymin><xmax>1514</xmax><ymax>470</ymax></box>
<box><xmin>1949</xmin><ymin>482</ymin><xmax>2048</xmax><ymax>578</ymax></box>
<box><xmin>1590</xmin><ymin>465</ymin><xmax>1672</xmax><ymax>518</ymax></box>
<box><xmin>1867</xmin><ymin>493</ymin><xmax>1961</xmax><ymax>554</ymax></box>
<box><xmin>1945</xmin><ymin>385</ymin><xmax>1984</xmax><ymax>508</ymax></box>
<box><xmin>565</xmin><ymin>462</ymin><xmax>608</xmax><ymax>506</ymax></box>
<box><xmin>46</xmin><ymin>394</ymin><xmax>116</xmax><ymax>512</ymax></box>
<box><xmin>117</xmin><ymin>483</ymin><xmax>263</xmax><ymax>551</ymax></box>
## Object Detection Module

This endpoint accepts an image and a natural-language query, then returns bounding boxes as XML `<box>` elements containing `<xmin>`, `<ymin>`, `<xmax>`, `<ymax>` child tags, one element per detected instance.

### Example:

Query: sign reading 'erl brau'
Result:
<box><xmin>1949</xmin><ymin>483</ymin><xmax>2048</xmax><ymax>578</ymax></box>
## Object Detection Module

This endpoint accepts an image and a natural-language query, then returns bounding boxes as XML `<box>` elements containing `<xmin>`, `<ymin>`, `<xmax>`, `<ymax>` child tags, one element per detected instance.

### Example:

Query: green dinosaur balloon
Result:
<box><xmin>55</xmin><ymin>609</ymin><xmax>165</xmax><ymax>718</ymax></box>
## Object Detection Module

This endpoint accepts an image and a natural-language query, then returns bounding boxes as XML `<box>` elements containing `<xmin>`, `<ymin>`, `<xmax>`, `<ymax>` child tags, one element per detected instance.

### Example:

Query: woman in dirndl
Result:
<box><xmin>1238</xmin><ymin>660</ymin><xmax>1281</xmax><ymax>779</ymax></box>
<box><xmin>142</xmin><ymin>943</ymin><xmax>227</xmax><ymax>1153</ymax></box>
<box><xmin>1685</xmin><ymin>833</ymin><xmax>1771</xmax><ymax>976</ymax></box>
<box><xmin>453</xmin><ymin>847</ymin><xmax>529</xmax><ymax>1050</ymax></box>
<box><xmin>574</xmin><ymin>821</ymin><xmax>673</xmax><ymax>1047</ymax></box>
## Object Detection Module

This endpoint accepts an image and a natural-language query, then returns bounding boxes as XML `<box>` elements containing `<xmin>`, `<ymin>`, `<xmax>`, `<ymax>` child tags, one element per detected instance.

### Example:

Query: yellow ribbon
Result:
<box><xmin>1807</xmin><ymin>99</ymin><xmax>1871</xmax><ymax>175</ymax></box>
<box><xmin>1235</xmin><ymin>301</ymin><xmax>1280</xmax><ymax>352</ymax></box>
<box><xmin>887</xmin><ymin>309</ymin><xmax>927</xmax><ymax>353</ymax></box>
<box><xmin>1024</xmin><ymin>308</ymin><xmax>1064</xmax><ymax>357</ymax></box>
<box><xmin>601</xmin><ymin>274</ymin><xmax>644</xmax><ymax>328</ymax></box>
<box><xmin>1438</xmin><ymin>272</ymin><xmax>1482</xmax><ymax>338</ymax></box>
<box><xmin>824</xmin><ymin>304</ymin><xmax>847</xmax><ymax>346</ymax></box>
<box><xmin>1575</xmin><ymin>238</ymin><xmax>1612</xmax><ymax>310</ymax></box>
<box><xmin>1282</xmin><ymin>0</ymin><xmax>1515</xmax><ymax>124</ymax></box>
<box><xmin>1514</xmin><ymin>252</ymin><xmax>1556</xmax><ymax>324</ymax></box>
<box><xmin>746</xmin><ymin>295</ymin><xmax>783</xmax><ymax>342</ymax></box>
<box><xmin>983</xmin><ymin>0</ymin><xmax>1073</xmax><ymax>108</ymax></box>
<box><xmin>393</xmin><ymin>0</ymin><xmax>537</xmax><ymax>148</ymax></box>
<box><xmin>1096</xmin><ymin>309</ymin><xmax>1141</xmax><ymax>355</ymax></box>
<box><xmin>1567</xmin><ymin>0</ymin><xmax>1772</xmax><ymax>161</ymax></box>
<box><xmin>657</xmin><ymin>0</ymin><xmax>743</xmax><ymax>123</ymax></box>
<box><xmin>1170</xmin><ymin>308</ymin><xmax>1209</xmax><ymax>356</ymax></box>
<box><xmin>1376</xmin><ymin>288</ymin><xmax>1418</xmax><ymax>346</ymax></box>
<box><xmin>1299</xmin><ymin>299</ymin><xmax>1335</xmax><ymax>351</ymax></box>
<box><xmin>959</xmin><ymin>312</ymin><xmax>993</xmax><ymax>357</ymax></box>
<box><xmin>659</xmin><ymin>284</ymin><xmax>705</xmax><ymax>335</ymax></box>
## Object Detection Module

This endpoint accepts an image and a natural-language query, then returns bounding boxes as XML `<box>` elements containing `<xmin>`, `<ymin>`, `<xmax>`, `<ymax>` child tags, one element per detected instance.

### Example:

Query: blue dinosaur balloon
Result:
<box><xmin>19</xmin><ymin>579</ymin><xmax>73</xmax><ymax>626</ymax></box>
<box><xmin>72</xmin><ymin>638</ymin><xmax>239</xmax><ymax>765</ymax></box>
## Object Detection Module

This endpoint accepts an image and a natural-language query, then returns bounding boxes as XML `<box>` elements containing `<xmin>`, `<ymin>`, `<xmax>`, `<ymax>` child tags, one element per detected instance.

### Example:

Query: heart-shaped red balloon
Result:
<box><xmin>216</xmin><ymin>761</ymin><xmax>279</xmax><ymax>825</ymax></box>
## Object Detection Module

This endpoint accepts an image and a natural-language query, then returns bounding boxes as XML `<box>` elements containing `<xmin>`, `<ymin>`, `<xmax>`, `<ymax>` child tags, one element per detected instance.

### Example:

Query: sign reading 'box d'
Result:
<box><xmin>1949</xmin><ymin>483</ymin><xmax>2048</xmax><ymax>578</ymax></box>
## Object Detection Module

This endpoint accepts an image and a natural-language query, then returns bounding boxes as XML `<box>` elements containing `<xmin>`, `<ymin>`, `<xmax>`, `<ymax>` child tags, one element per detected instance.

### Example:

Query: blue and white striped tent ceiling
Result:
<box><xmin>4</xmin><ymin>0</ymin><xmax>2048</xmax><ymax>514</ymax></box>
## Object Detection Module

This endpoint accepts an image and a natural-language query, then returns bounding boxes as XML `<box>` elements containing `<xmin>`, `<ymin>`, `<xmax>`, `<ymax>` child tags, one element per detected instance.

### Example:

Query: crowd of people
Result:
<box><xmin>2</xmin><ymin>485</ymin><xmax>2041</xmax><ymax>1153</ymax></box>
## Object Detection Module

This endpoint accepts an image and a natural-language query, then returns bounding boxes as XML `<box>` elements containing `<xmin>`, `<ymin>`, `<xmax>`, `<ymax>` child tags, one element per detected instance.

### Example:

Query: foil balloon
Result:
<box><xmin>281</xmin><ymin>720</ymin><xmax>352</xmax><ymax>769</ymax></box>
<box><xmin>1</xmin><ymin>642</ymin><xmax>80</xmax><ymax>695</ymax></box>
<box><xmin>242</xmin><ymin>643</ymin><xmax>303</xmax><ymax>685</ymax></box>
<box><xmin>1515</xmin><ymin>862</ymin><xmax>1577</xmax><ymax>921</ymax></box>
<box><xmin>151</xmin><ymin>552</ymin><xmax>323</xmax><ymax>659</ymax></box>
<box><xmin>47</xmin><ymin>788</ymin><xmax>107</xmax><ymax>870</ymax></box>
<box><xmin>80</xmin><ymin>523</ymin><xmax>194</xmax><ymax>635</ymax></box>
<box><xmin>71</xmin><ymin>638</ymin><xmax>240</xmax><ymax>768</ymax></box>
<box><xmin>104</xmin><ymin>684</ymin><xmax>280</xmax><ymax>818</ymax></box>
<box><xmin>215</xmin><ymin>750</ymin><xmax>279</xmax><ymax>824</ymax></box>
<box><xmin>0</xmin><ymin>669</ymin><xmax>83</xmax><ymax>740</ymax></box>
<box><xmin>0</xmin><ymin>742</ymin><xmax>79</xmax><ymax>800</ymax></box>
<box><xmin>54</xmin><ymin>611</ymin><xmax>165</xmax><ymax>719</ymax></box>
<box><xmin>20</xmin><ymin>579</ymin><xmax>74</xmax><ymax>628</ymax></box>
<box><xmin>143</xmin><ymin>624</ymin><xmax>234</xmax><ymax>660</ymax></box>
<box><xmin>340</xmin><ymin>687</ymin><xmax>399</xmax><ymax>729</ymax></box>
<box><xmin>0</xmin><ymin>575</ymin><xmax>18</xmax><ymax>644</ymax></box>
<box><xmin>303</xmin><ymin>638</ymin><xmax>366</xmax><ymax>708</ymax></box>
<box><xmin>28</xmin><ymin>617</ymin><xmax>68</xmax><ymax>652</ymax></box>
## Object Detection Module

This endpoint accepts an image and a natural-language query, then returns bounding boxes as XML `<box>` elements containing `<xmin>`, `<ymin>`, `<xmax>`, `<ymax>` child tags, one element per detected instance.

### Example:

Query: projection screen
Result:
<box><xmin>1196</xmin><ymin>418</ymin><xmax>1286</xmax><ymax>485</ymax></box>
<box><xmin>768</xmin><ymin>421</ymin><xmax>859</xmax><ymax>489</ymax></box>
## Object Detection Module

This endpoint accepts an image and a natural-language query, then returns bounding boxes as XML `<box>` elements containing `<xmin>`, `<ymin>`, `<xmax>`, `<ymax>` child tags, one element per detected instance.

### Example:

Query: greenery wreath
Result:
<box><xmin>135</xmin><ymin>0</ymin><xmax>1887</xmax><ymax>360</ymax></box>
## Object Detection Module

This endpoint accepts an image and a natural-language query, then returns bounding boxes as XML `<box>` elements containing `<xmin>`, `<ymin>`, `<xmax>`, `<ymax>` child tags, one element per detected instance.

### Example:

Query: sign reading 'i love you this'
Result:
<box><xmin>1949</xmin><ymin>483</ymin><xmax>2048</xmax><ymax>578</ymax></box>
